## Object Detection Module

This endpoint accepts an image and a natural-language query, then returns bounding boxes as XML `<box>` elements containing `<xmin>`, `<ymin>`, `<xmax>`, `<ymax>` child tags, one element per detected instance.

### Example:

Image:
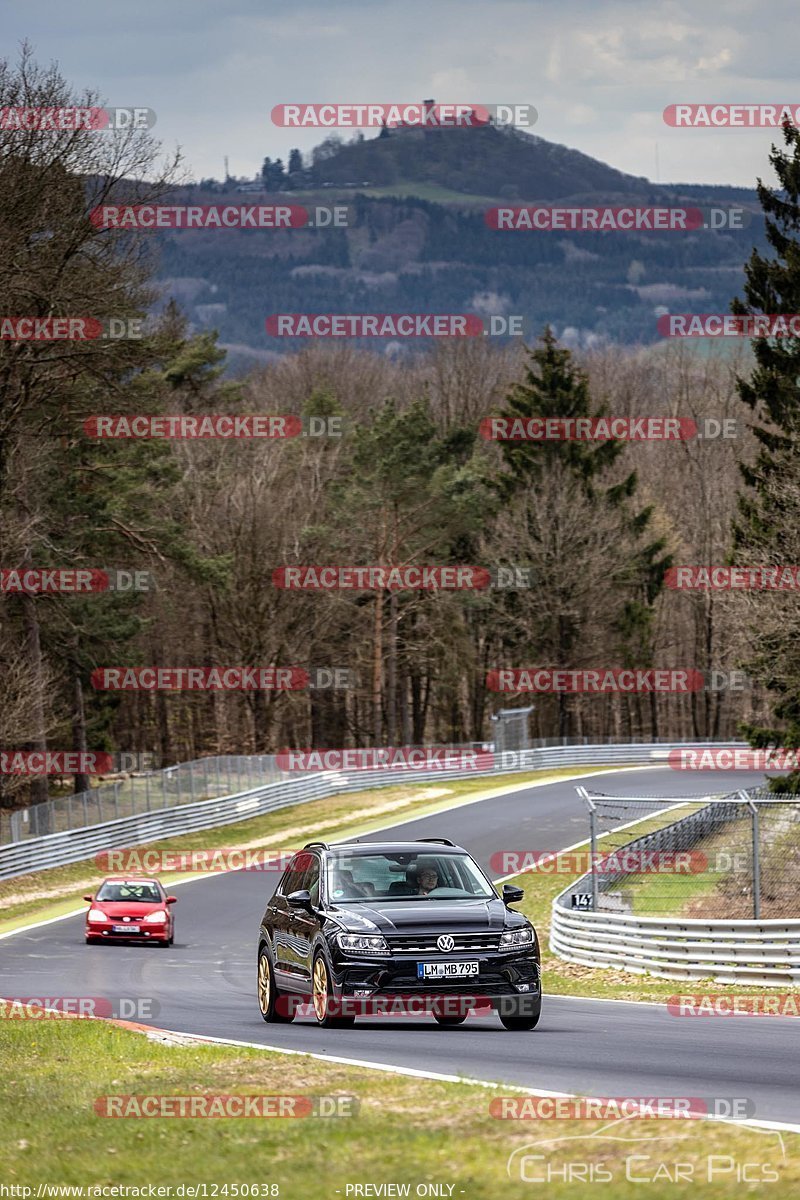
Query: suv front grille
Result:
<box><xmin>386</xmin><ymin>932</ymin><xmax>501</xmax><ymax>953</ymax></box>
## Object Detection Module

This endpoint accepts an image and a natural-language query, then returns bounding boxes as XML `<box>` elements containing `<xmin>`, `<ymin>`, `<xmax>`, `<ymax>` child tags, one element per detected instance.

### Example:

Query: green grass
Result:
<box><xmin>599</xmin><ymin>804</ymin><xmax>729</xmax><ymax>916</ymax></box>
<box><xmin>0</xmin><ymin>766</ymin><xmax>625</xmax><ymax>934</ymax></box>
<box><xmin>622</xmin><ymin>865</ymin><xmax>724</xmax><ymax>915</ymax></box>
<box><xmin>598</xmin><ymin>810</ymin><xmax>800</xmax><ymax>919</ymax></box>
<box><xmin>1</xmin><ymin>1018</ymin><xmax>796</xmax><ymax>1196</ymax></box>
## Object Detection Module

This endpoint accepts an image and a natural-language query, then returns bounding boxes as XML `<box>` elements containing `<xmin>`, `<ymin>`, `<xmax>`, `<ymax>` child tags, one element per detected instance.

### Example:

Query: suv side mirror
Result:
<box><xmin>287</xmin><ymin>889</ymin><xmax>313</xmax><ymax>909</ymax></box>
<box><xmin>502</xmin><ymin>883</ymin><xmax>524</xmax><ymax>905</ymax></box>
<box><xmin>165</xmin><ymin>896</ymin><xmax>177</xmax><ymax>904</ymax></box>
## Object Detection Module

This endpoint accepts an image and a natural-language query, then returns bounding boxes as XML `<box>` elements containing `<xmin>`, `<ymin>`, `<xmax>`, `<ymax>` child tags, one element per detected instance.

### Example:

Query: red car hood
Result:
<box><xmin>91</xmin><ymin>901</ymin><xmax>164</xmax><ymax>918</ymax></box>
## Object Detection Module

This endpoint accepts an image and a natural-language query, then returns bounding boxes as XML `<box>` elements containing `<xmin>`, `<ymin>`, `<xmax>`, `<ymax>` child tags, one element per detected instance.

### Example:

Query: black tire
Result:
<box><xmin>258</xmin><ymin>946</ymin><xmax>295</xmax><ymax>1023</ymax></box>
<box><xmin>497</xmin><ymin>995</ymin><xmax>542</xmax><ymax>1031</ymax></box>
<box><xmin>431</xmin><ymin>1000</ymin><xmax>468</xmax><ymax>1026</ymax></box>
<box><xmin>311</xmin><ymin>952</ymin><xmax>355</xmax><ymax>1028</ymax></box>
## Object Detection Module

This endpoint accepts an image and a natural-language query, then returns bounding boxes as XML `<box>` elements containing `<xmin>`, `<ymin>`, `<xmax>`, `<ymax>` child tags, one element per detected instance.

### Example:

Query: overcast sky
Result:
<box><xmin>4</xmin><ymin>0</ymin><xmax>793</xmax><ymax>187</ymax></box>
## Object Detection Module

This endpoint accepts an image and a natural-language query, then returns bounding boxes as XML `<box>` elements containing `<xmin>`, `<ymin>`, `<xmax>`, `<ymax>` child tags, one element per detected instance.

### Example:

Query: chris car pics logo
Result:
<box><xmin>506</xmin><ymin>1116</ymin><xmax>784</xmax><ymax>1184</ymax></box>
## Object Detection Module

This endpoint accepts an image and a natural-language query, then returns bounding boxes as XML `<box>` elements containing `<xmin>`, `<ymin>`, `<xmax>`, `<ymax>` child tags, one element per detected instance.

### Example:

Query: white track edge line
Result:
<box><xmin>145</xmin><ymin>1027</ymin><xmax>800</xmax><ymax>1136</ymax></box>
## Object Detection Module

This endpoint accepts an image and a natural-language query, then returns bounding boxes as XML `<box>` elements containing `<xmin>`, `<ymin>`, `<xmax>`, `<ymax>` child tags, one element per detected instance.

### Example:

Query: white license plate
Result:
<box><xmin>112</xmin><ymin>924</ymin><xmax>139</xmax><ymax>933</ymax></box>
<box><xmin>417</xmin><ymin>961</ymin><xmax>479</xmax><ymax>979</ymax></box>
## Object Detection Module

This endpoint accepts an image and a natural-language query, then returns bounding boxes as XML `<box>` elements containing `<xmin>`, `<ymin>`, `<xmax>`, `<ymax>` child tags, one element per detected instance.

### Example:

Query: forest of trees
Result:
<box><xmin>3</xmin><ymin>50</ymin><xmax>800</xmax><ymax>811</ymax></box>
<box><xmin>157</xmin><ymin>185</ymin><xmax>762</xmax><ymax>353</ymax></box>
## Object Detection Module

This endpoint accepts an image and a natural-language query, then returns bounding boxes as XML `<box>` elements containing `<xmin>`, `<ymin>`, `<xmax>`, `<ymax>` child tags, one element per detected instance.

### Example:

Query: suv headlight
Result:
<box><xmin>338</xmin><ymin>933</ymin><xmax>390</xmax><ymax>955</ymax></box>
<box><xmin>500</xmin><ymin>926</ymin><xmax>535</xmax><ymax>948</ymax></box>
<box><xmin>142</xmin><ymin>911</ymin><xmax>168</xmax><ymax>923</ymax></box>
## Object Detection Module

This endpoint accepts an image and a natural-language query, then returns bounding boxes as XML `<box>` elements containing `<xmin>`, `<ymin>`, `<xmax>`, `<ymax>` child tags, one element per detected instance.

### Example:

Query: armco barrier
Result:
<box><xmin>0</xmin><ymin>742</ymin><xmax>744</xmax><ymax>881</ymax></box>
<box><xmin>550</xmin><ymin>905</ymin><xmax>800</xmax><ymax>986</ymax></box>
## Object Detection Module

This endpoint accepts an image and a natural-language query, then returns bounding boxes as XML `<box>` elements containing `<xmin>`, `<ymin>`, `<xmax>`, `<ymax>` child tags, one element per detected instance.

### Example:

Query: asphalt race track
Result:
<box><xmin>3</xmin><ymin>767</ymin><xmax>799</xmax><ymax>1125</ymax></box>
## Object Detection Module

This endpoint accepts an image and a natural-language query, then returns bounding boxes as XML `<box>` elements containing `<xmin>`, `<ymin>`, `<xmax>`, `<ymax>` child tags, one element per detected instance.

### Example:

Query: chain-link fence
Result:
<box><xmin>489</xmin><ymin>706</ymin><xmax>535</xmax><ymax>754</ymax></box>
<box><xmin>0</xmin><ymin>756</ymin><xmax>284</xmax><ymax>844</ymax></box>
<box><xmin>563</xmin><ymin>787</ymin><xmax>800</xmax><ymax>919</ymax></box>
<box><xmin>0</xmin><ymin>744</ymin><xmax>485</xmax><ymax>844</ymax></box>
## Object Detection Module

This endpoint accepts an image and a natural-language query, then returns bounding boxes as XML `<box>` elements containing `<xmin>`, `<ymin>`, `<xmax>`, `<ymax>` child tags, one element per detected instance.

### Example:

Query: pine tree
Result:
<box><xmin>732</xmin><ymin>121</ymin><xmax>800</xmax><ymax>790</ymax></box>
<box><xmin>489</xmin><ymin>328</ymin><xmax>670</xmax><ymax>737</ymax></box>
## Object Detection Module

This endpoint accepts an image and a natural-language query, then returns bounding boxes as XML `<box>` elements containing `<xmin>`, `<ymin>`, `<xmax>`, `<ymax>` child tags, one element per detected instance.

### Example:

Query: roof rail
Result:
<box><xmin>417</xmin><ymin>837</ymin><xmax>455</xmax><ymax>847</ymax></box>
<box><xmin>302</xmin><ymin>841</ymin><xmax>330</xmax><ymax>851</ymax></box>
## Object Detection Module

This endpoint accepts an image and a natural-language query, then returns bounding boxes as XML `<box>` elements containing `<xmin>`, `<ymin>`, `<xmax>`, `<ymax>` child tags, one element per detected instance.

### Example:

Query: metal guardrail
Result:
<box><xmin>0</xmin><ymin>741</ymin><xmax>744</xmax><ymax>881</ymax></box>
<box><xmin>550</xmin><ymin>906</ymin><xmax>800</xmax><ymax>986</ymax></box>
<box><xmin>551</xmin><ymin>786</ymin><xmax>800</xmax><ymax>985</ymax></box>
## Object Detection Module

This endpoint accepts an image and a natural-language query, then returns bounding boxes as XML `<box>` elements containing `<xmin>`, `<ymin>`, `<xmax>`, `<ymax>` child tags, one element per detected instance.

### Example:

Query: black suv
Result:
<box><xmin>257</xmin><ymin>838</ymin><xmax>541</xmax><ymax>1030</ymax></box>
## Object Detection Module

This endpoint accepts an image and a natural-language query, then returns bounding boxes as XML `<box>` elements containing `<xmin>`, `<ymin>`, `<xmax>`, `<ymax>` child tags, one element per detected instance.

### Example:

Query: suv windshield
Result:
<box><xmin>96</xmin><ymin>881</ymin><xmax>162</xmax><ymax>903</ymax></box>
<box><xmin>326</xmin><ymin>851</ymin><xmax>495</xmax><ymax>902</ymax></box>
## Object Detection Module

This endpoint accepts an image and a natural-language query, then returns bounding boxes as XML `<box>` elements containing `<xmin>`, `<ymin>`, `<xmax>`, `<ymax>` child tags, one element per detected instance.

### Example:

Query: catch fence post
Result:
<box><xmin>740</xmin><ymin>790</ymin><xmax>760</xmax><ymax>920</ymax></box>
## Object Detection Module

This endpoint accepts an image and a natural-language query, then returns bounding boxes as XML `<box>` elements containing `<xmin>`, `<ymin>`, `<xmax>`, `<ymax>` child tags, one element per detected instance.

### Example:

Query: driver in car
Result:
<box><xmin>417</xmin><ymin>866</ymin><xmax>439</xmax><ymax>895</ymax></box>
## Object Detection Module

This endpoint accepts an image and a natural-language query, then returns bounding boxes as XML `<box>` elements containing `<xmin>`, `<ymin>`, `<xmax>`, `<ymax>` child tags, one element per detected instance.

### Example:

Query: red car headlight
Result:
<box><xmin>86</xmin><ymin>908</ymin><xmax>107</xmax><ymax>924</ymax></box>
<box><xmin>142</xmin><ymin>910</ymin><xmax>168</xmax><ymax>923</ymax></box>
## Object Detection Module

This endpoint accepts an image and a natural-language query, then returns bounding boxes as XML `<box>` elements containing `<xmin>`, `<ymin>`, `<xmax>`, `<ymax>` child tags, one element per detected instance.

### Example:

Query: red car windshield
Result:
<box><xmin>96</xmin><ymin>881</ymin><xmax>162</xmax><ymax>903</ymax></box>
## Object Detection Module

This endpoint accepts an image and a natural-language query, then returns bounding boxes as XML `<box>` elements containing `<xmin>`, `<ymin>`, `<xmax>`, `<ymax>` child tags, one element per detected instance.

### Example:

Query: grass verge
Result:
<box><xmin>0</xmin><ymin>1018</ymin><xmax>797</xmax><ymax>1196</ymax></box>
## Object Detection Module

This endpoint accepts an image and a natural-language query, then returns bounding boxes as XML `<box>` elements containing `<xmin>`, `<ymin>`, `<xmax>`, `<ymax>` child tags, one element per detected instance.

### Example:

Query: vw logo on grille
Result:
<box><xmin>437</xmin><ymin>935</ymin><xmax>455</xmax><ymax>952</ymax></box>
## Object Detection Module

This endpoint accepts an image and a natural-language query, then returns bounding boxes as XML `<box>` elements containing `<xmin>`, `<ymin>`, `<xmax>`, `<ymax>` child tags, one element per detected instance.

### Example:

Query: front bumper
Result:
<box><xmin>330</xmin><ymin>949</ymin><xmax>540</xmax><ymax>1000</ymax></box>
<box><xmin>86</xmin><ymin>921</ymin><xmax>170</xmax><ymax>942</ymax></box>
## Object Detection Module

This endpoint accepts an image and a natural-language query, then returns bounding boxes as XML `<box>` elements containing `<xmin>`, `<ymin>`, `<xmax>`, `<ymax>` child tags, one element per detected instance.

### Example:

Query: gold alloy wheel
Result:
<box><xmin>312</xmin><ymin>957</ymin><xmax>328</xmax><ymax>1021</ymax></box>
<box><xmin>258</xmin><ymin>954</ymin><xmax>271</xmax><ymax>1014</ymax></box>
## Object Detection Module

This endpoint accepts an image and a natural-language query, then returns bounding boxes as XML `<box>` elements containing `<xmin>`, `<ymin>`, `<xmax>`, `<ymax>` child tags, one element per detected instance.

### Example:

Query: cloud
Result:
<box><xmin>2</xmin><ymin>0</ymin><xmax>795</xmax><ymax>186</ymax></box>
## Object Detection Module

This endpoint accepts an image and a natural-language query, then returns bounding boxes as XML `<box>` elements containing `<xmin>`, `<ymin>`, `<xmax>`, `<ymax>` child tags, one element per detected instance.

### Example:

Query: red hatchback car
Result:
<box><xmin>84</xmin><ymin>877</ymin><xmax>177</xmax><ymax>945</ymax></box>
